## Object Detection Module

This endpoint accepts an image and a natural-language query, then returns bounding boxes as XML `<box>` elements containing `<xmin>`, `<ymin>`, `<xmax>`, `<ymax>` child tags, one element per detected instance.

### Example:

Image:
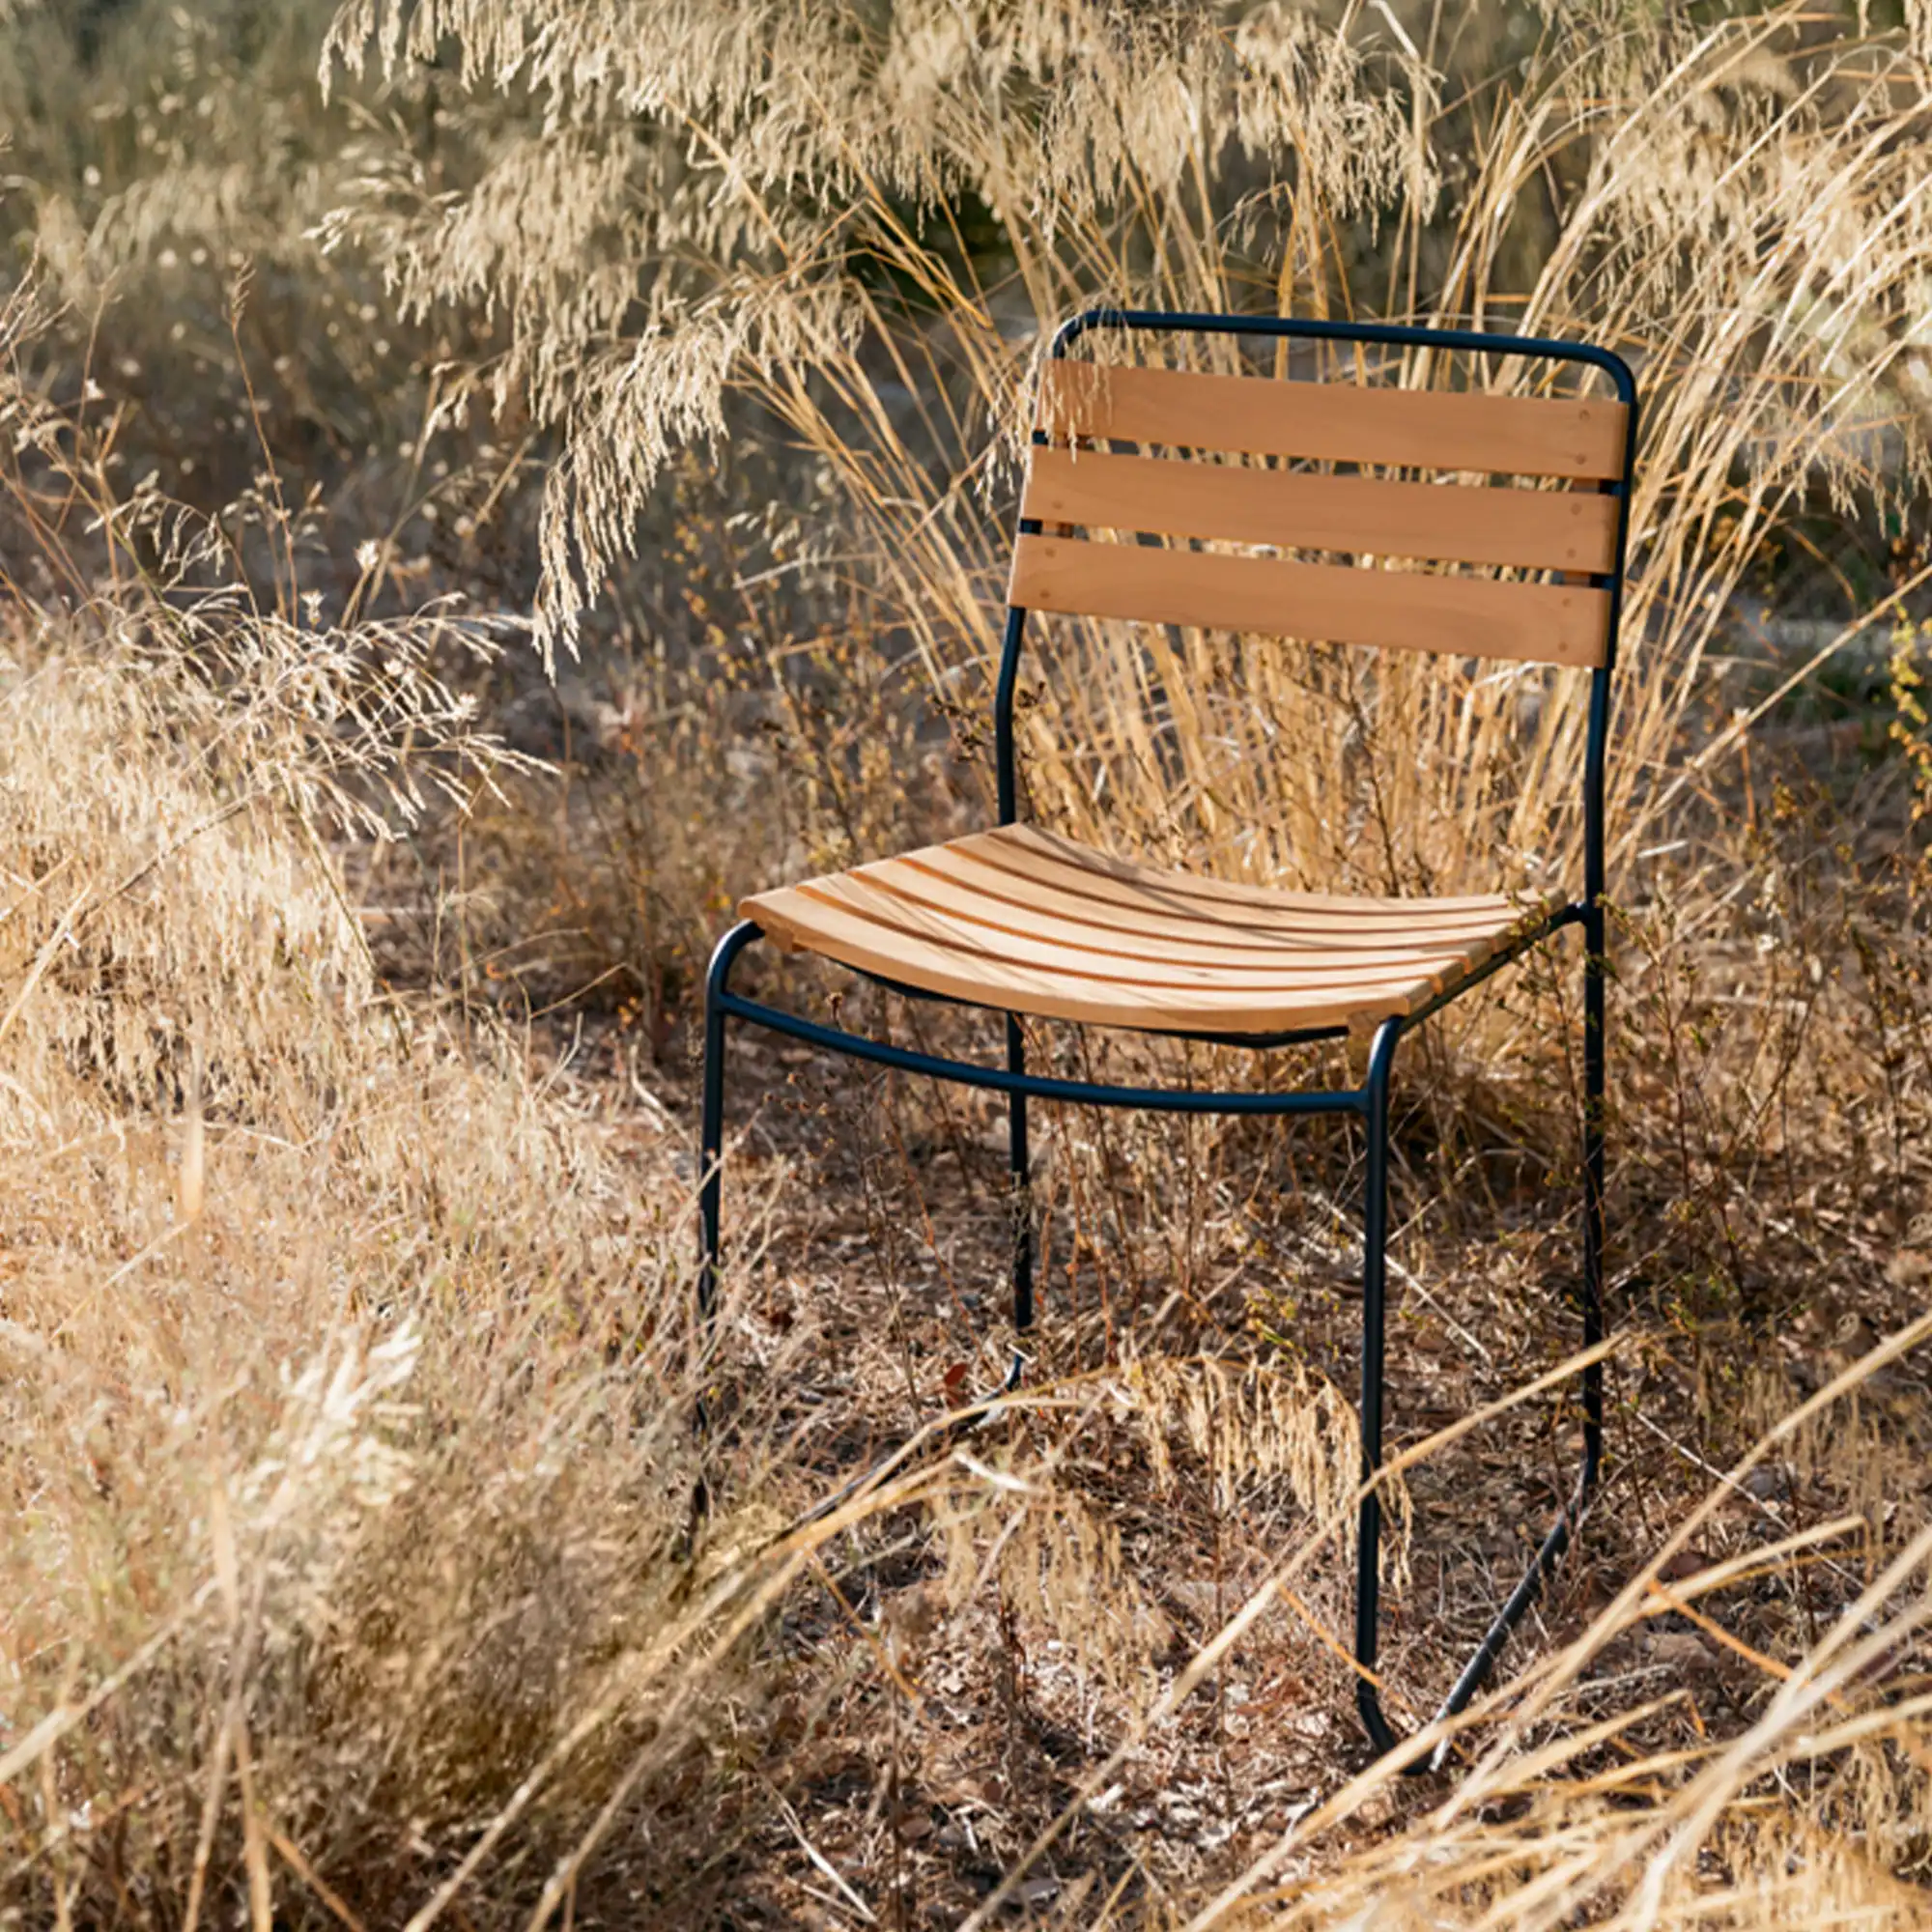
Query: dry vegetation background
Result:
<box><xmin>6</xmin><ymin>0</ymin><xmax>1932</xmax><ymax>1925</ymax></box>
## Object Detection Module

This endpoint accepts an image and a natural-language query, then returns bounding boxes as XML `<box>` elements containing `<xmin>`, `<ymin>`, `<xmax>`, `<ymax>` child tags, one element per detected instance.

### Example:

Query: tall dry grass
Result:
<box><xmin>0</xmin><ymin>281</ymin><xmax>817</xmax><ymax>1926</ymax></box>
<box><xmin>316</xmin><ymin>0</ymin><xmax>1932</xmax><ymax>907</ymax></box>
<box><xmin>2</xmin><ymin>3</ymin><xmax>1932</xmax><ymax>1927</ymax></box>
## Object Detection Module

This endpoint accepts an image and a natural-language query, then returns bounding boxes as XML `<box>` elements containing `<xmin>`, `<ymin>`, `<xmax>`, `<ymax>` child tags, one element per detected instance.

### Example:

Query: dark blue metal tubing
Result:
<box><xmin>1006</xmin><ymin>1014</ymin><xmax>1034</xmax><ymax>1330</ymax></box>
<box><xmin>1350</xmin><ymin>920</ymin><xmax>1607</xmax><ymax>1769</ymax></box>
<box><xmin>1354</xmin><ymin>1015</ymin><xmax>1404</xmax><ymax>1756</ymax></box>
<box><xmin>999</xmin><ymin>582</ymin><xmax>1037</xmax><ymax>1334</ymax></box>
<box><xmin>995</xmin><ymin>602</ymin><xmax>1030</xmax><ymax>826</ymax></box>
<box><xmin>1049</xmin><ymin>308</ymin><xmax>1637</xmax><ymax>400</ymax></box>
<box><xmin>697</xmin><ymin>920</ymin><xmax>760</xmax><ymax>1345</ymax></box>
<box><xmin>1414</xmin><ymin>915</ymin><xmax>1609</xmax><ymax>1763</ymax></box>
<box><xmin>714</xmin><ymin>978</ymin><xmax>1367</xmax><ymax>1119</ymax></box>
<box><xmin>1431</xmin><ymin>1466</ymin><xmax>1586</xmax><ymax>1749</ymax></box>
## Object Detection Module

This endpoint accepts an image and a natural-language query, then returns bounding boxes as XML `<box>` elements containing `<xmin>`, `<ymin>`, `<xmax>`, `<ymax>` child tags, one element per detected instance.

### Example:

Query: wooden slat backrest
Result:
<box><xmin>1011</xmin><ymin>358</ymin><xmax>1630</xmax><ymax>669</ymax></box>
<box><xmin>1034</xmin><ymin>361</ymin><xmax>1626</xmax><ymax>476</ymax></box>
<box><xmin>1023</xmin><ymin>447</ymin><xmax>1619</xmax><ymax>574</ymax></box>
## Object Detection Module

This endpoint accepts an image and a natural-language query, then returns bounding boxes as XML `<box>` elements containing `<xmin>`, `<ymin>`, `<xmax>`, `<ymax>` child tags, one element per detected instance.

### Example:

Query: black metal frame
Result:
<box><xmin>696</xmin><ymin>309</ymin><xmax>1638</xmax><ymax>1763</ymax></box>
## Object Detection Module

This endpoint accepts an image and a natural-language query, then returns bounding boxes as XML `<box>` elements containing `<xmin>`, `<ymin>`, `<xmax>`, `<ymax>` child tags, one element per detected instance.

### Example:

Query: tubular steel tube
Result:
<box><xmin>1582</xmin><ymin>906</ymin><xmax>1608</xmax><ymax>1485</ymax></box>
<box><xmin>712</xmin><ymin>990</ymin><xmax>1369</xmax><ymax>1118</ymax></box>
<box><xmin>1006</xmin><ymin>1013</ymin><xmax>1035</xmax><ymax>1333</ymax></box>
<box><xmin>1432</xmin><ymin>1490</ymin><xmax>1582</xmax><ymax>1752</ymax></box>
<box><xmin>696</xmin><ymin>921</ymin><xmax>759</xmax><ymax>1337</ymax></box>
<box><xmin>1353</xmin><ymin>1016</ymin><xmax>1406</xmax><ymax>1759</ymax></box>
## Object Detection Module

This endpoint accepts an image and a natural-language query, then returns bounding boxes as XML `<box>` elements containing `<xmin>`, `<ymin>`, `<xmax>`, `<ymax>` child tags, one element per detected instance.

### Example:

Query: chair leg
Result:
<box><xmin>697</xmin><ymin>989</ymin><xmax>729</xmax><ymax>1347</ymax></box>
<box><xmin>1581</xmin><ymin>907</ymin><xmax>1607</xmax><ymax>1489</ymax></box>
<box><xmin>1354</xmin><ymin>1018</ymin><xmax>1404</xmax><ymax>1756</ymax></box>
<box><xmin>697</xmin><ymin>922</ymin><xmax>761</xmax><ymax>1365</ymax></box>
<box><xmin>1006</xmin><ymin>1014</ymin><xmax>1034</xmax><ymax>1333</ymax></box>
<box><xmin>1392</xmin><ymin>927</ymin><xmax>1608</xmax><ymax>1764</ymax></box>
<box><xmin>691</xmin><ymin>925</ymin><xmax>754</xmax><ymax>1519</ymax></box>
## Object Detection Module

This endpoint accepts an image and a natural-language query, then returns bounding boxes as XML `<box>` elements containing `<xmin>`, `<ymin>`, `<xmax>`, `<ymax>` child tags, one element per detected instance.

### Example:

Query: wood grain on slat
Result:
<box><xmin>852</xmin><ymin>862</ymin><xmax>1515</xmax><ymax>961</ymax></box>
<box><xmin>744</xmin><ymin>886</ymin><xmax>1441</xmax><ymax>1035</ymax></box>
<box><xmin>737</xmin><ymin>824</ymin><xmax>1555</xmax><ymax>1036</ymax></box>
<box><xmin>932</xmin><ymin>831</ymin><xmax>1543</xmax><ymax>935</ymax></box>
<box><xmin>890</xmin><ymin>854</ymin><xmax>1527</xmax><ymax>966</ymax></box>
<box><xmin>1021</xmin><ymin>446</ymin><xmax>1618</xmax><ymax>574</ymax></box>
<box><xmin>1037</xmin><ymin>360</ymin><xmax>1626</xmax><ymax>479</ymax></box>
<box><xmin>810</xmin><ymin>876</ymin><xmax>1469</xmax><ymax>986</ymax></box>
<box><xmin>1009</xmin><ymin>535</ymin><xmax>1611</xmax><ymax>668</ymax></box>
<box><xmin>986</xmin><ymin>825</ymin><xmax>1540</xmax><ymax>917</ymax></box>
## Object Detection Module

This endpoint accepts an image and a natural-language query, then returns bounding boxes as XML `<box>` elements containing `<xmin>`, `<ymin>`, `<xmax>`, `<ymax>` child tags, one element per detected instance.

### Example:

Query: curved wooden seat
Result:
<box><xmin>741</xmin><ymin>823</ymin><xmax>1552</xmax><ymax>1037</ymax></box>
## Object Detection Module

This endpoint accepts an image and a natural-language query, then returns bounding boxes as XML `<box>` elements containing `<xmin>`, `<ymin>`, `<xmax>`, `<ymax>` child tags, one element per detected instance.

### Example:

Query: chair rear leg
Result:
<box><xmin>1006</xmin><ymin>1014</ymin><xmax>1034</xmax><ymax>1334</ymax></box>
<box><xmin>1581</xmin><ymin>908</ymin><xmax>1607</xmax><ymax>1487</ymax></box>
<box><xmin>697</xmin><ymin>972</ymin><xmax>731</xmax><ymax>1347</ymax></box>
<box><xmin>1425</xmin><ymin>926</ymin><xmax>1608</xmax><ymax>1756</ymax></box>
<box><xmin>1354</xmin><ymin>1018</ymin><xmax>1403</xmax><ymax>1755</ymax></box>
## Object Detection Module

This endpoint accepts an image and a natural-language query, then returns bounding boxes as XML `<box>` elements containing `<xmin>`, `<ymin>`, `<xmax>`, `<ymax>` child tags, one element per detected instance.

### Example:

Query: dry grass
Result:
<box><xmin>2</xmin><ymin>3</ymin><xmax>1932</xmax><ymax>1927</ymax></box>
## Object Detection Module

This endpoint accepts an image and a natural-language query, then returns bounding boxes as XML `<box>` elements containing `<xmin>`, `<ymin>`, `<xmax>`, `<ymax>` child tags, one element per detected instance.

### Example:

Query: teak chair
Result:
<box><xmin>697</xmin><ymin>309</ymin><xmax>1637</xmax><ymax>1760</ymax></box>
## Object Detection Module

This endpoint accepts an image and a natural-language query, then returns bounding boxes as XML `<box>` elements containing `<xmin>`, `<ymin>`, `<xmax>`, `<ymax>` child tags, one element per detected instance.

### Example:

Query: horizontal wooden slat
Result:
<box><xmin>1021</xmin><ymin>446</ymin><xmax>1617</xmax><ymax>574</ymax></box>
<box><xmin>744</xmin><ymin>887</ymin><xmax>1440</xmax><ymax>1034</ymax></box>
<box><xmin>1037</xmin><ymin>360</ymin><xmax>1627</xmax><ymax>479</ymax></box>
<box><xmin>874</xmin><ymin>854</ymin><xmax>1527</xmax><ymax>960</ymax></box>
<box><xmin>1009</xmin><ymin>535</ymin><xmax>1610</xmax><ymax>668</ymax></box>
<box><xmin>811</xmin><ymin>875</ymin><xmax>1471</xmax><ymax>984</ymax></box>
<box><xmin>857</xmin><ymin>859</ymin><xmax>1515</xmax><ymax>960</ymax></box>
<box><xmin>988</xmin><ymin>825</ymin><xmax>1528</xmax><ymax>915</ymax></box>
<box><xmin>788</xmin><ymin>881</ymin><xmax>1453</xmax><ymax>989</ymax></box>
<box><xmin>955</xmin><ymin>827</ymin><xmax>1548</xmax><ymax>928</ymax></box>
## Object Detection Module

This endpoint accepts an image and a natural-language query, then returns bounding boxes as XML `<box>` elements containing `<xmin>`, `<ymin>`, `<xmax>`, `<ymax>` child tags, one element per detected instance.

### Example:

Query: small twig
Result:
<box><xmin>763</xmin><ymin>1778</ymin><xmax>878</xmax><ymax>1924</ymax></box>
<box><xmin>268</xmin><ymin>1829</ymin><xmax>369</xmax><ymax>1932</ymax></box>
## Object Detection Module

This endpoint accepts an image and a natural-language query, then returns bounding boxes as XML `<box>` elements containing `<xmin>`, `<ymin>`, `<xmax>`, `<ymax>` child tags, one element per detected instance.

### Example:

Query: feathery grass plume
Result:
<box><xmin>317</xmin><ymin>0</ymin><xmax>1428</xmax><ymax>664</ymax></box>
<box><xmin>314</xmin><ymin>1</ymin><xmax>1932</xmax><ymax>944</ymax></box>
<box><xmin>941</xmin><ymin>1474</ymin><xmax>1178</xmax><ymax>1708</ymax></box>
<box><xmin>1120</xmin><ymin>1354</ymin><xmax>1367</xmax><ymax>1535</ymax></box>
<box><xmin>0</xmin><ymin>0</ymin><xmax>443</xmax><ymax>514</ymax></box>
<box><xmin>928</xmin><ymin>1353</ymin><xmax>1371</xmax><ymax>1716</ymax></box>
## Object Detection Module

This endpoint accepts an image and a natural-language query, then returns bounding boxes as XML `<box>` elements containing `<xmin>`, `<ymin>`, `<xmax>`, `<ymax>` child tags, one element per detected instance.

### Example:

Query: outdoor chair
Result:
<box><xmin>696</xmin><ymin>309</ymin><xmax>1636</xmax><ymax>1761</ymax></box>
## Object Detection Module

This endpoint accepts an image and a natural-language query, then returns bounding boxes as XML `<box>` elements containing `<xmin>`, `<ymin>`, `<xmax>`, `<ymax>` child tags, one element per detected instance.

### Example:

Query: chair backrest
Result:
<box><xmin>1009</xmin><ymin>340</ymin><xmax>1632</xmax><ymax>671</ymax></box>
<box><xmin>992</xmin><ymin>311</ymin><xmax>1639</xmax><ymax>892</ymax></box>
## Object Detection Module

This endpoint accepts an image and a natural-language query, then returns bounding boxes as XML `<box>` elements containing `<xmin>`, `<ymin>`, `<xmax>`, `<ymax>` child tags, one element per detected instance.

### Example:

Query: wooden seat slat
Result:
<box><xmin>982</xmin><ymin>825</ymin><xmax>1544</xmax><ymax>919</ymax></box>
<box><xmin>743</xmin><ymin>887</ymin><xmax>1439</xmax><ymax>1034</ymax></box>
<box><xmin>1009</xmin><ymin>534</ymin><xmax>1610</xmax><ymax>668</ymax></box>
<box><xmin>809</xmin><ymin>875</ymin><xmax>1471</xmax><ymax>986</ymax></box>
<box><xmin>871</xmin><ymin>855</ymin><xmax>1527</xmax><ymax>959</ymax></box>
<box><xmin>907</xmin><ymin>847</ymin><xmax>1535</xmax><ymax>947</ymax></box>
<box><xmin>1037</xmin><ymin>360</ymin><xmax>1627</xmax><ymax>479</ymax></box>
<box><xmin>1021</xmin><ymin>446</ymin><xmax>1618</xmax><ymax>575</ymax></box>
<box><xmin>935</xmin><ymin>830</ymin><xmax>1548</xmax><ymax>935</ymax></box>
<box><xmin>852</xmin><ymin>860</ymin><xmax>1514</xmax><ymax>961</ymax></box>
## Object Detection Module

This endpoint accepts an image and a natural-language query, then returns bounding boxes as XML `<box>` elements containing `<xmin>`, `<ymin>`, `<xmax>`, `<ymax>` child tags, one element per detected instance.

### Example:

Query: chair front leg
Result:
<box><xmin>1006</xmin><ymin>1014</ymin><xmax>1035</xmax><ymax>1334</ymax></box>
<box><xmin>1395</xmin><ymin>926</ymin><xmax>1609</xmax><ymax>1764</ymax></box>
<box><xmin>1353</xmin><ymin>1016</ymin><xmax>1404</xmax><ymax>1756</ymax></box>
<box><xmin>697</xmin><ymin>922</ymin><xmax>761</xmax><ymax>1357</ymax></box>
